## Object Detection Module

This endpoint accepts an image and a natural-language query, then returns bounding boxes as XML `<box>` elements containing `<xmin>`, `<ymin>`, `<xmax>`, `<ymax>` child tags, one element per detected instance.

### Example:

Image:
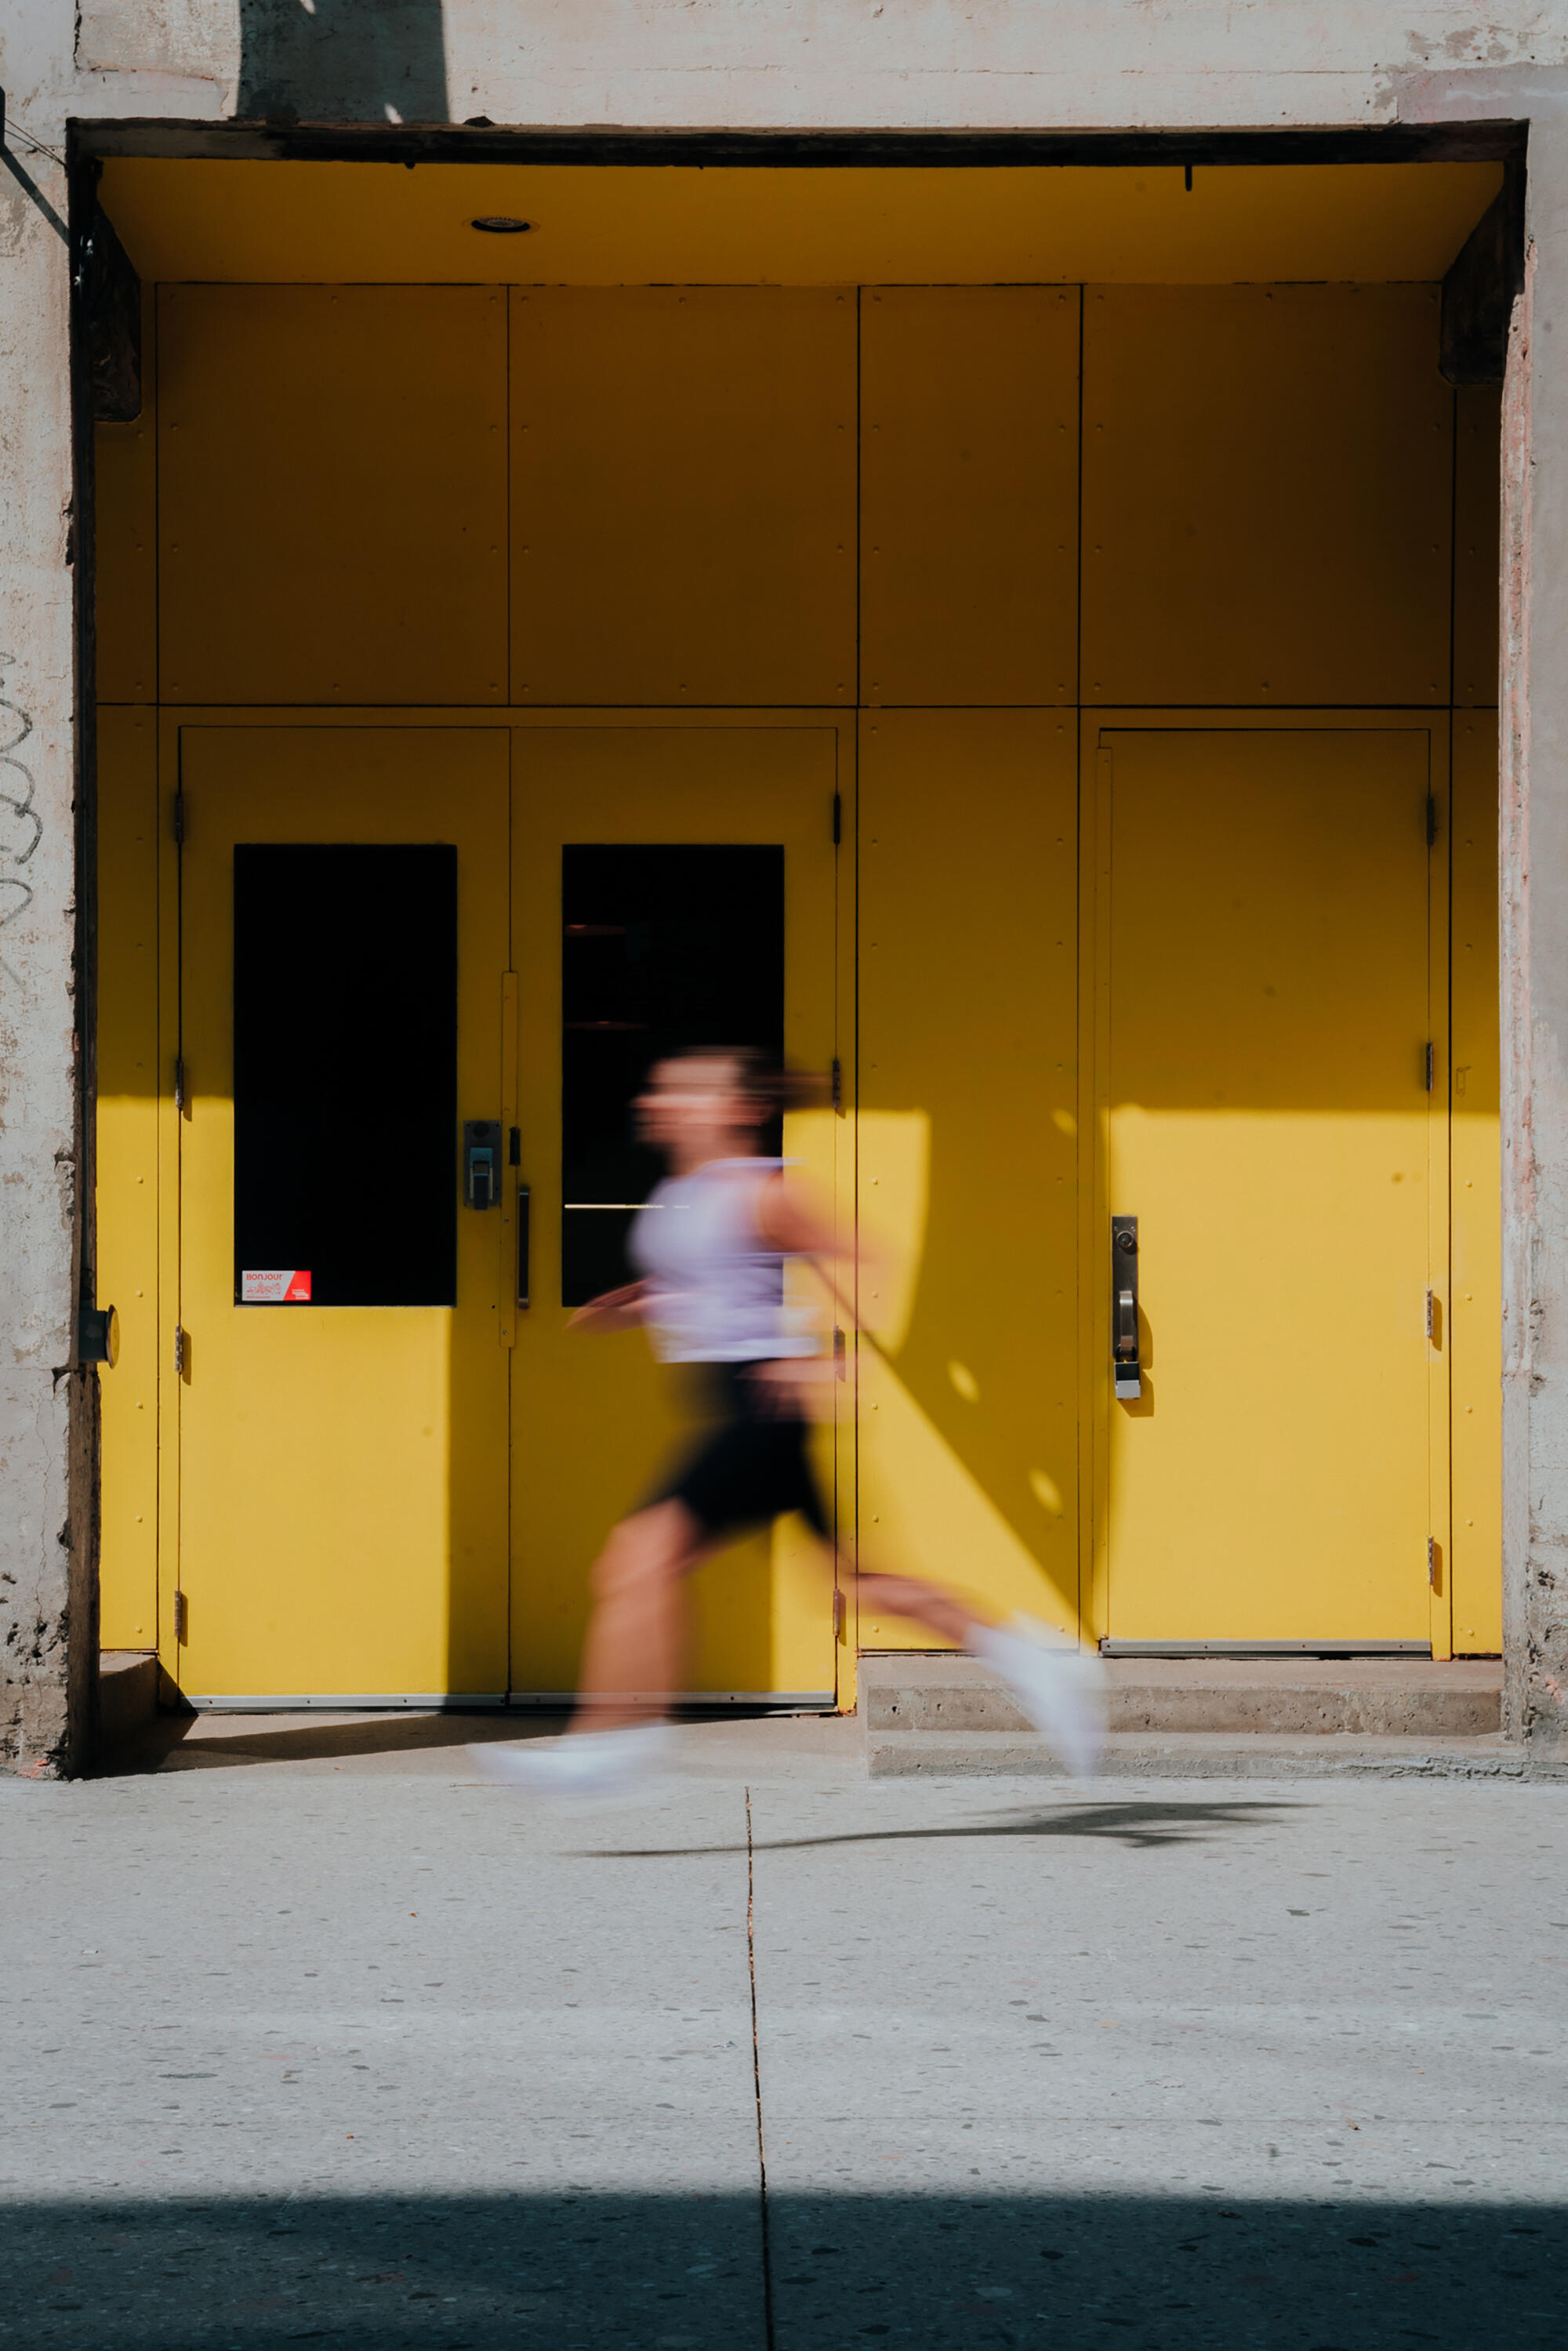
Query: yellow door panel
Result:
<box><xmin>176</xmin><ymin>728</ymin><xmax>510</xmax><ymax>1698</ymax></box>
<box><xmin>510</xmin><ymin>290</ymin><xmax>856</xmax><ymax>708</ymax></box>
<box><xmin>1082</xmin><ymin>285</ymin><xmax>1452</xmax><ymax>708</ymax></box>
<box><xmin>1103</xmin><ymin>728</ymin><xmax>1433</xmax><ymax>1641</ymax></box>
<box><xmin>510</xmin><ymin>721</ymin><xmax>843</xmax><ymax>1698</ymax></box>
<box><xmin>860</xmin><ymin>288</ymin><xmax>1079</xmax><ymax>707</ymax></box>
<box><xmin>1454</xmin><ymin>387</ymin><xmax>1501</xmax><ymax>709</ymax></box>
<box><xmin>858</xmin><ymin>713</ymin><xmax>1079</xmax><ymax>1643</ymax></box>
<box><xmin>1450</xmin><ymin>714</ymin><xmax>1503</xmax><ymax>1652</ymax></box>
<box><xmin>158</xmin><ymin>287</ymin><xmax>507</xmax><ymax>706</ymax></box>
<box><xmin>94</xmin><ymin>290</ymin><xmax>157</xmax><ymax>705</ymax></box>
<box><xmin>96</xmin><ymin>708</ymin><xmax>160</xmax><ymax>1647</ymax></box>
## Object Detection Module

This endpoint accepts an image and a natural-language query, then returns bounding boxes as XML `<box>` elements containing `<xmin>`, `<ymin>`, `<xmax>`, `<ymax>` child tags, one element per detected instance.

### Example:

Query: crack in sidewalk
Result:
<box><xmin>746</xmin><ymin>1784</ymin><xmax>776</xmax><ymax>2351</ymax></box>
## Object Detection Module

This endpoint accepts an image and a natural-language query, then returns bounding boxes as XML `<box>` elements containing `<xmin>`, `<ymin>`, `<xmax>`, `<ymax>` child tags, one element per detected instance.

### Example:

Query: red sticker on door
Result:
<box><xmin>241</xmin><ymin>1270</ymin><xmax>312</xmax><ymax>1303</ymax></box>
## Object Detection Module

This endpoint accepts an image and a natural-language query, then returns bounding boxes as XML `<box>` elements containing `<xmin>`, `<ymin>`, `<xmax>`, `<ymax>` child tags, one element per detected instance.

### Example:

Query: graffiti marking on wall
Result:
<box><xmin>0</xmin><ymin>652</ymin><xmax>42</xmax><ymax>982</ymax></box>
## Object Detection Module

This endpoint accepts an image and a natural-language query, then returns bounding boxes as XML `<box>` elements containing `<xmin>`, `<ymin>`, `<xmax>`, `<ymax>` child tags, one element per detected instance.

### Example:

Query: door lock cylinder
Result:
<box><xmin>463</xmin><ymin>1120</ymin><xmax>503</xmax><ymax>1210</ymax></box>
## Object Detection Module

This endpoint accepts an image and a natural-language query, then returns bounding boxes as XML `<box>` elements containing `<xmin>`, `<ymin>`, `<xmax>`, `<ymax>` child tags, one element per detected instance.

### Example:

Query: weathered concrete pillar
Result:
<box><xmin>0</xmin><ymin>121</ymin><xmax>95</xmax><ymax>1776</ymax></box>
<box><xmin>1503</xmin><ymin>107</ymin><xmax>1568</xmax><ymax>1748</ymax></box>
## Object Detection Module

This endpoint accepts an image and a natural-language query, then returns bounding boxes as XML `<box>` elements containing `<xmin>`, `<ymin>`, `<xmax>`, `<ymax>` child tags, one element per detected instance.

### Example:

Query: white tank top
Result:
<box><xmin>630</xmin><ymin>1157</ymin><xmax>817</xmax><ymax>1364</ymax></box>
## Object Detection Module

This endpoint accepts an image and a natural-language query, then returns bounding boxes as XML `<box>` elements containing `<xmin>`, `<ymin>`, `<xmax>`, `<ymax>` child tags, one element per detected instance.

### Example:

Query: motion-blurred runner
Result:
<box><xmin>473</xmin><ymin>1048</ymin><xmax>1104</xmax><ymax>1795</ymax></box>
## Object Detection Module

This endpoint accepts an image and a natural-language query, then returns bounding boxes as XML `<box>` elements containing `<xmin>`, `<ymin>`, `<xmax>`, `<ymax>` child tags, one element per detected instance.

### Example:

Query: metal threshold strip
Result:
<box><xmin>510</xmin><ymin>1689</ymin><xmax>836</xmax><ymax>1708</ymax></box>
<box><xmin>1098</xmin><ymin>1640</ymin><xmax>1433</xmax><ymax>1658</ymax></box>
<box><xmin>177</xmin><ymin>1690</ymin><xmax>837</xmax><ymax>1711</ymax></box>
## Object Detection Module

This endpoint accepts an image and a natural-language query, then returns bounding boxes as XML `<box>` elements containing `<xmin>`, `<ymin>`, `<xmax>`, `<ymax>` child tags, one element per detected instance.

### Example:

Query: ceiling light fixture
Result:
<box><xmin>470</xmin><ymin>216</ymin><xmax>535</xmax><ymax>234</ymax></box>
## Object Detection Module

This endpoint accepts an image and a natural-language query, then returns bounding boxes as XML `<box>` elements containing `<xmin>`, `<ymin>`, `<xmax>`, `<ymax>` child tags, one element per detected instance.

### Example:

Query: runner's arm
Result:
<box><xmin>753</xmin><ymin>1173</ymin><xmax>839</xmax><ymax>1260</ymax></box>
<box><xmin>754</xmin><ymin>1171</ymin><xmax>887</xmax><ymax>1335</ymax></box>
<box><xmin>568</xmin><ymin>1278</ymin><xmax>653</xmax><ymax>1333</ymax></box>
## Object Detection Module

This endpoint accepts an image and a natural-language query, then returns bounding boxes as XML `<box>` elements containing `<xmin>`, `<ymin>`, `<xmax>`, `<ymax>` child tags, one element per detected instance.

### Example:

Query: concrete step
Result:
<box><xmin>860</xmin><ymin>1649</ymin><xmax>1503</xmax><ymax>1739</ymax></box>
<box><xmin>98</xmin><ymin>1650</ymin><xmax>158</xmax><ymax>1751</ymax></box>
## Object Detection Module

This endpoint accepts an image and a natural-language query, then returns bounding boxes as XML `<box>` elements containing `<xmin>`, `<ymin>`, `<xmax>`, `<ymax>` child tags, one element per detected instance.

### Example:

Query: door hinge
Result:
<box><xmin>1425</xmin><ymin>1042</ymin><xmax>1436</xmax><ymax>1093</ymax></box>
<box><xmin>832</xmin><ymin>790</ymin><xmax>842</xmax><ymax>847</ymax></box>
<box><xmin>830</xmin><ymin>1055</ymin><xmax>843</xmax><ymax>1113</ymax></box>
<box><xmin>1425</xmin><ymin>793</ymin><xmax>1438</xmax><ymax>848</ymax></box>
<box><xmin>1428</xmin><ymin>1536</ymin><xmax>1439</xmax><ymax>1589</ymax></box>
<box><xmin>833</xmin><ymin>1325</ymin><xmax>847</xmax><ymax>1377</ymax></box>
<box><xmin>172</xmin><ymin>1324</ymin><xmax>186</xmax><ymax>1377</ymax></box>
<box><xmin>833</xmin><ymin>1587</ymin><xmax>847</xmax><ymax>1642</ymax></box>
<box><xmin>173</xmin><ymin>1056</ymin><xmax>186</xmax><ymax>1111</ymax></box>
<box><xmin>172</xmin><ymin>789</ymin><xmax>186</xmax><ymax>845</ymax></box>
<box><xmin>1425</xmin><ymin>1286</ymin><xmax>1436</xmax><ymax>1340</ymax></box>
<box><xmin>172</xmin><ymin>1589</ymin><xmax>188</xmax><ymax>1642</ymax></box>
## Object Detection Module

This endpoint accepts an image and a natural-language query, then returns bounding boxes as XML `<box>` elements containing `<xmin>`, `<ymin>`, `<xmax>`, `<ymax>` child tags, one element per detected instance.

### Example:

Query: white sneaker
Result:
<box><xmin>468</xmin><ymin>1723</ymin><xmax>673</xmax><ymax>1798</ymax></box>
<box><xmin>967</xmin><ymin>1616</ymin><xmax>1107</xmax><ymax>1779</ymax></box>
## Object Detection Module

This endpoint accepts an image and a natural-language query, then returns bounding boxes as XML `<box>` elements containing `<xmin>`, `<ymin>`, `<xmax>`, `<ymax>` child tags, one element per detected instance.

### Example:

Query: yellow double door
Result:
<box><xmin>175</xmin><ymin>718</ymin><xmax>844</xmax><ymax>1702</ymax></box>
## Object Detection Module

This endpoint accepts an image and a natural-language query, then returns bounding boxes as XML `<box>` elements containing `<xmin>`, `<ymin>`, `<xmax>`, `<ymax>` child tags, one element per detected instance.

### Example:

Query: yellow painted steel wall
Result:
<box><xmin>93</xmin><ymin>710</ymin><xmax>159</xmax><ymax>1649</ymax></box>
<box><xmin>1452</xmin><ymin>713</ymin><xmax>1503</xmax><ymax>1653</ymax></box>
<box><xmin>860</xmin><ymin>288</ymin><xmax>1079</xmax><ymax>706</ymax></box>
<box><xmin>93</xmin><ymin>260</ymin><xmax>1505</xmax><ymax>1686</ymax></box>
<box><xmin>855</xmin><ymin>294</ymin><xmax>1081</xmax><ymax>1650</ymax></box>
<box><xmin>94</xmin><ymin>288</ymin><xmax>159</xmax><ymax>1651</ymax></box>
<box><xmin>1450</xmin><ymin>388</ymin><xmax>1503</xmax><ymax>1653</ymax></box>
<box><xmin>510</xmin><ymin>288</ymin><xmax>857</xmax><ymax>707</ymax></box>
<box><xmin>1455</xmin><ymin>386</ymin><xmax>1503</xmax><ymax>711</ymax></box>
<box><xmin>94</xmin><ymin>289</ymin><xmax>157</xmax><ymax>706</ymax></box>
<box><xmin>857</xmin><ymin>712</ymin><xmax>1080</xmax><ymax>1644</ymax></box>
<box><xmin>157</xmin><ymin>286</ymin><xmax>509</xmax><ymax>706</ymax></box>
<box><xmin>1081</xmin><ymin>285</ymin><xmax>1454</xmax><ymax>707</ymax></box>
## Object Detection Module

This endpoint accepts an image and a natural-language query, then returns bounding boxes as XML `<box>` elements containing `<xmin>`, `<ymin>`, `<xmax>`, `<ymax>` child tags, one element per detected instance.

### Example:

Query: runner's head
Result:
<box><xmin>635</xmin><ymin>1048</ymin><xmax>770</xmax><ymax>1157</ymax></box>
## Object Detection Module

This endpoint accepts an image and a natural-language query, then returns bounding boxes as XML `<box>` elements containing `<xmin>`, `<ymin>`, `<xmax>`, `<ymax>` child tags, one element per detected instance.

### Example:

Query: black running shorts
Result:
<box><xmin>651</xmin><ymin>1362</ymin><xmax>829</xmax><ymax>1542</ymax></box>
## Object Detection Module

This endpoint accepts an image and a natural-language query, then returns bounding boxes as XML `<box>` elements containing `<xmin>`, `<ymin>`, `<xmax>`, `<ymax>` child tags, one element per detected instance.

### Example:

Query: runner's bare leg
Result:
<box><xmin>571</xmin><ymin>1500</ymin><xmax>718</xmax><ymax>1733</ymax></box>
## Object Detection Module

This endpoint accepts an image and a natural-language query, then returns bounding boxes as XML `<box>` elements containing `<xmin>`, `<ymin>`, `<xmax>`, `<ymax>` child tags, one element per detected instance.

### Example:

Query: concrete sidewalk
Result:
<box><xmin>5</xmin><ymin>1714</ymin><xmax>1568</xmax><ymax>2348</ymax></box>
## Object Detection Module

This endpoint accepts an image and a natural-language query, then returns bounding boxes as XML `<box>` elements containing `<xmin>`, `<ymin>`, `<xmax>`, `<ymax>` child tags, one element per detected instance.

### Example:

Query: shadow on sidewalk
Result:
<box><xmin>92</xmin><ymin>1706</ymin><xmax>829</xmax><ymax>1778</ymax></box>
<box><xmin>593</xmin><ymin>1797</ymin><xmax>1306</xmax><ymax>1858</ymax></box>
<box><xmin>92</xmin><ymin>1711</ymin><xmax>568</xmax><ymax>1776</ymax></box>
<box><xmin>6</xmin><ymin>2187</ymin><xmax>1563</xmax><ymax>2348</ymax></box>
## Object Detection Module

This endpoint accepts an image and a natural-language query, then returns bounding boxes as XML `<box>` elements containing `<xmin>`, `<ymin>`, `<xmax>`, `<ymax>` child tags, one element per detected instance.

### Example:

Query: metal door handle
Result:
<box><xmin>1112</xmin><ymin>1216</ymin><xmax>1141</xmax><ymax>1399</ymax></box>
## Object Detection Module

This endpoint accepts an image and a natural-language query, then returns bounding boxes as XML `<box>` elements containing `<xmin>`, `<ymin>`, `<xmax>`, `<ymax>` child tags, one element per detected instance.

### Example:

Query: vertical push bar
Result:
<box><xmin>516</xmin><ymin>1185</ymin><xmax>532</xmax><ymax>1309</ymax></box>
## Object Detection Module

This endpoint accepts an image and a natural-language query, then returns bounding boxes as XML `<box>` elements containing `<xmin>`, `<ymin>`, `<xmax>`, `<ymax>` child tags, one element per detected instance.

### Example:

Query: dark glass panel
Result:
<box><xmin>561</xmin><ymin>845</ymin><xmax>785</xmax><ymax>1307</ymax></box>
<box><xmin>233</xmin><ymin>844</ymin><xmax>457</xmax><ymax>1306</ymax></box>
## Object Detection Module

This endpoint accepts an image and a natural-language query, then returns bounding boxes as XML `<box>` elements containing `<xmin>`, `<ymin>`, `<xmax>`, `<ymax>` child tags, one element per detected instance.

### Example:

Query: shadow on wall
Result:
<box><xmin>7</xmin><ymin>2191</ymin><xmax>1566</xmax><ymax>2346</ymax></box>
<box><xmin>239</xmin><ymin>0</ymin><xmax>449</xmax><ymax>122</ymax></box>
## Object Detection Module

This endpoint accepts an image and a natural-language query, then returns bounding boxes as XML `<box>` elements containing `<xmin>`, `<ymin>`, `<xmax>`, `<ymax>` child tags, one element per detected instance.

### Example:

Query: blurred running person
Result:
<box><xmin>473</xmin><ymin>1047</ymin><xmax>1103</xmax><ymax>1796</ymax></box>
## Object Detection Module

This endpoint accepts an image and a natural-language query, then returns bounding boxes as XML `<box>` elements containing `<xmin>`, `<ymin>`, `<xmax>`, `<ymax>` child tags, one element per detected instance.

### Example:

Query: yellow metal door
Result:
<box><xmin>508</xmin><ymin>722</ymin><xmax>845</xmax><ymax>1702</ymax></box>
<box><xmin>1101</xmin><ymin>728</ymin><xmax>1438</xmax><ymax>1645</ymax></box>
<box><xmin>176</xmin><ymin>728</ymin><xmax>510</xmax><ymax>1700</ymax></box>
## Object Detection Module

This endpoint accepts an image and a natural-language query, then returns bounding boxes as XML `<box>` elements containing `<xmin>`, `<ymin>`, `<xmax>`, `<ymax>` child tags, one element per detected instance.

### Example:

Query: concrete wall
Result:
<box><xmin>9</xmin><ymin>2</ymin><xmax>1565</xmax><ymax>136</ymax></box>
<box><xmin>4</xmin><ymin>0</ymin><xmax>1568</xmax><ymax>1766</ymax></box>
<box><xmin>1396</xmin><ymin>70</ymin><xmax>1568</xmax><ymax>1755</ymax></box>
<box><xmin>0</xmin><ymin>114</ymin><xmax>96</xmax><ymax>1775</ymax></box>
<box><xmin>1501</xmin><ymin>109</ymin><xmax>1568</xmax><ymax>1751</ymax></box>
